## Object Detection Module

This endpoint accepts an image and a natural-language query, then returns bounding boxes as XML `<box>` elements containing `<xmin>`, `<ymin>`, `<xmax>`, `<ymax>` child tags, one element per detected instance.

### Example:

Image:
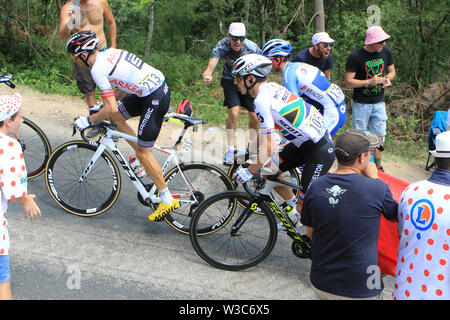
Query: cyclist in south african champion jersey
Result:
<box><xmin>91</xmin><ymin>48</ymin><xmax>165</xmax><ymax>99</ymax></box>
<box><xmin>255</xmin><ymin>82</ymin><xmax>327</xmax><ymax>148</ymax></box>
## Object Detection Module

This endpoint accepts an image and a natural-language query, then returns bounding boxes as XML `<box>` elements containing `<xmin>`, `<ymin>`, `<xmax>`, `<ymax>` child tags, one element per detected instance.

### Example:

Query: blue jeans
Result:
<box><xmin>351</xmin><ymin>100</ymin><xmax>387</xmax><ymax>137</ymax></box>
<box><xmin>0</xmin><ymin>255</ymin><xmax>10</xmax><ymax>284</ymax></box>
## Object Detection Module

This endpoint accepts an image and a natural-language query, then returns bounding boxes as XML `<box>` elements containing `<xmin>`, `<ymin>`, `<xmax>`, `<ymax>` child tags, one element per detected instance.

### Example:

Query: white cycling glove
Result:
<box><xmin>74</xmin><ymin>116</ymin><xmax>91</xmax><ymax>131</ymax></box>
<box><xmin>89</xmin><ymin>102</ymin><xmax>103</xmax><ymax>115</ymax></box>
<box><xmin>234</xmin><ymin>167</ymin><xmax>254</xmax><ymax>184</ymax></box>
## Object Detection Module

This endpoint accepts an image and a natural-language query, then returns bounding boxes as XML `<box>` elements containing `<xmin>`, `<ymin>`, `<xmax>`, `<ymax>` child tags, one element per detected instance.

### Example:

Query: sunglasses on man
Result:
<box><xmin>230</xmin><ymin>35</ymin><xmax>246</xmax><ymax>42</ymax></box>
<box><xmin>321</xmin><ymin>43</ymin><xmax>333</xmax><ymax>49</ymax></box>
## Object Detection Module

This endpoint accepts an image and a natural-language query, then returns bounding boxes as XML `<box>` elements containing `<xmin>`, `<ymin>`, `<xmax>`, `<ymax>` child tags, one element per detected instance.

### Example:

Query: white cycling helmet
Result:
<box><xmin>232</xmin><ymin>54</ymin><xmax>273</xmax><ymax>78</ymax></box>
<box><xmin>261</xmin><ymin>39</ymin><xmax>292</xmax><ymax>58</ymax></box>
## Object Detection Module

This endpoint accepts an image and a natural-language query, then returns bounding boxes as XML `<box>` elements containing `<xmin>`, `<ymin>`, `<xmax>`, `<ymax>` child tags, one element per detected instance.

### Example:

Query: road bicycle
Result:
<box><xmin>0</xmin><ymin>74</ymin><xmax>52</xmax><ymax>178</ymax></box>
<box><xmin>225</xmin><ymin>141</ymin><xmax>302</xmax><ymax>203</ymax></box>
<box><xmin>44</xmin><ymin>113</ymin><xmax>235</xmax><ymax>235</ymax></box>
<box><xmin>189</xmin><ymin>173</ymin><xmax>312</xmax><ymax>271</ymax></box>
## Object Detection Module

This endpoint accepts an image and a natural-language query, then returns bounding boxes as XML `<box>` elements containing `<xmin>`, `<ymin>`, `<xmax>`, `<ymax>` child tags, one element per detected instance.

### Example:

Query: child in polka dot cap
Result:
<box><xmin>394</xmin><ymin>131</ymin><xmax>450</xmax><ymax>300</ymax></box>
<box><xmin>0</xmin><ymin>93</ymin><xmax>41</xmax><ymax>300</ymax></box>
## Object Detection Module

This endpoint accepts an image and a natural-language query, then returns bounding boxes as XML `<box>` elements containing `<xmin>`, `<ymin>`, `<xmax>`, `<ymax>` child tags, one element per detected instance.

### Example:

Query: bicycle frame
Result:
<box><xmin>80</xmin><ymin>124</ymin><xmax>198</xmax><ymax>206</ymax></box>
<box><xmin>245</xmin><ymin>177</ymin><xmax>304</xmax><ymax>241</ymax></box>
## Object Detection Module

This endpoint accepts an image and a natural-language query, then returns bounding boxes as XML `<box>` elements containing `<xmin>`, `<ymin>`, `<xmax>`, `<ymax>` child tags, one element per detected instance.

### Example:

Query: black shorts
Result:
<box><xmin>74</xmin><ymin>62</ymin><xmax>96</xmax><ymax>94</ymax></box>
<box><xmin>118</xmin><ymin>82</ymin><xmax>170</xmax><ymax>148</ymax></box>
<box><xmin>221</xmin><ymin>78</ymin><xmax>255</xmax><ymax>112</ymax></box>
<box><xmin>278</xmin><ymin>134</ymin><xmax>335</xmax><ymax>193</ymax></box>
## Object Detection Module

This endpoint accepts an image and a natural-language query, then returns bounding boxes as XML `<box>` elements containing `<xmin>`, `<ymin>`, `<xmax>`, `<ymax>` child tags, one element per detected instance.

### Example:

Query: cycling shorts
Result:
<box><xmin>221</xmin><ymin>78</ymin><xmax>255</xmax><ymax>112</ymax></box>
<box><xmin>0</xmin><ymin>255</ymin><xmax>10</xmax><ymax>284</ymax></box>
<box><xmin>118</xmin><ymin>82</ymin><xmax>170</xmax><ymax>148</ymax></box>
<box><xmin>324</xmin><ymin>102</ymin><xmax>347</xmax><ymax>137</ymax></box>
<box><xmin>276</xmin><ymin>134</ymin><xmax>335</xmax><ymax>193</ymax></box>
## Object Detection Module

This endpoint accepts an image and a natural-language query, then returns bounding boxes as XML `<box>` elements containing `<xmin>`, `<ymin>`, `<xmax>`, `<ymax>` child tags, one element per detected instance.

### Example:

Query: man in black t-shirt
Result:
<box><xmin>300</xmin><ymin>129</ymin><xmax>398</xmax><ymax>300</ymax></box>
<box><xmin>292</xmin><ymin>32</ymin><xmax>334</xmax><ymax>79</ymax></box>
<box><xmin>345</xmin><ymin>26</ymin><xmax>396</xmax><ymax>170</ymax></box>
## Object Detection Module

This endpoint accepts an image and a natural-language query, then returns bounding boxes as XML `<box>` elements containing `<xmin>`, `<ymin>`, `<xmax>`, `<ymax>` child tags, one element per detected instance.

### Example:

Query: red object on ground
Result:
<box><xmin>377</xmin><ymin>169</ymin><xmax>409</xmax><ymax>276</ymax></box>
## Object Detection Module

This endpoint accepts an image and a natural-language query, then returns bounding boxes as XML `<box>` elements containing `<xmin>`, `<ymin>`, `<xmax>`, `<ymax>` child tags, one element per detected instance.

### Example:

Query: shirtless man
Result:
<box><xmin>59</xmin><ymin>0</ymin><xmax>117</xmax><ymax>112</ymax></box>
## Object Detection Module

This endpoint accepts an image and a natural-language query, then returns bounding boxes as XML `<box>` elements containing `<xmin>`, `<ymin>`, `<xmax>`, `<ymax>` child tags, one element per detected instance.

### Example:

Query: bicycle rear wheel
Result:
<box><xmin>163</xmin><ymin>162</ymin><xmax>235</xmax><ymax>235</ymax></box>
<box><xmin>45</xmin><ymin>140</ymin><xmax>121</xmax><ymax>216</ymax></box>
<box><xmin>17</xmin><ymin>117</ymin><xmax>52</xmax><ymax>179</ymax></box>
<box><xmin>189</xmin><ymin>191</ymin><xmax>277</xmax><ymax>271</ymax></box>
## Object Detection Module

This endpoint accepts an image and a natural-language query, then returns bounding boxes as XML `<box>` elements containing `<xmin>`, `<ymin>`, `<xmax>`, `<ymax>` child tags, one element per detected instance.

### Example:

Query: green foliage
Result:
<box><xmin>0</xmin><ymin>0</ymin><xmax>447</xmax><ymax>156</ymax></box>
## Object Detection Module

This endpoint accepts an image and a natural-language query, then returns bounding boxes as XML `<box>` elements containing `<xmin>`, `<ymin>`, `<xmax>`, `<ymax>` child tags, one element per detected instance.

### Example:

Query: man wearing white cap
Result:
<box><xmin>0</xmin><ymin>93</ymin><xmax>41</xmax><ymax>299</ymax></box>
<box><xmin>345</xmin><ymin>25</ymin><xmax>396</xmax><ymax>171</ymax></box>
<box><xmin>393</xmin><ymin>130</ymin><xmax>450</xmax><ymax>300</ymax></box>
<box><xmin>292</xmin><ymin>32</ymin><xmax>335</xmax><ymax>80</ymax></box>
<box><xmin>202</xmin><ymin>22</ymin><xmax>261</xmax><ymax>164</ymax></box>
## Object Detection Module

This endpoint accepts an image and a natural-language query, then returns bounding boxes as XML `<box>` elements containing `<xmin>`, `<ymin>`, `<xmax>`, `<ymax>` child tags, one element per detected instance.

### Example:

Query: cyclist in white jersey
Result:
<box><xmin>231</xmin><ymin>54</ymin><xmax>335</xmax><ymax>229</ymax></box>
<box><xmin>67</xmin><ymin>31</ymin><xmax>179</xmax><ymax>222</ymax></box>
<box><xmin>261</xmin><ymin>39</ymin><xmax>347</xmax><ymax>137</ymax></box>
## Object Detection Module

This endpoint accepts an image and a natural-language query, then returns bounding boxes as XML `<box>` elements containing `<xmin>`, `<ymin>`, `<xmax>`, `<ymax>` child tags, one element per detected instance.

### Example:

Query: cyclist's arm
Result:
<box><xmin>88</xmin><ymin>94</ymin><xmax>117</xmax><ymax>124</ymax></box>
<box><xmin>248</xmin><ymin>131</ymin><xmax>277</xmax><ymax>174</ymax></box>
<box><xmin>114</xmin><ymin>89</ymin><xmax>127</xmax><ymax>102</ymax></box>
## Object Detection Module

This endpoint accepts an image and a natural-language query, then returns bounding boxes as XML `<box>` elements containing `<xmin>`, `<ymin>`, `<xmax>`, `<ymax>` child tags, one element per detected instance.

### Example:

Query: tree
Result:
<box><xmin>313</xmin><ymin>0</ymin><xmax>325</xmax><ymax>32</ymax></box>
<box><xmin>144</xmin><ymin>0</ymin><xmax>155</xmax><ymax>57</ymax></box>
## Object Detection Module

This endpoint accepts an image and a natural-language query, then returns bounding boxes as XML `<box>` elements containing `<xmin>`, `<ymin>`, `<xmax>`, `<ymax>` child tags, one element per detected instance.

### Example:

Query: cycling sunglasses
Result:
<box><xmin>230</xmin><ymin>35</ymin><xmax>246</xmax><ymax>42</ymax></box>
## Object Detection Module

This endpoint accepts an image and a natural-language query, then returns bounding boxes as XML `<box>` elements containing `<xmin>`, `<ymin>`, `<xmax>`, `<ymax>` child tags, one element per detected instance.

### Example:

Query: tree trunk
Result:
<box><xmin>144</xmin><ymin>0</ymin><xmax>155</xmax><ymax>57</ymax></box>
<box><xmin>243</xmin><ymin>0</ymin><xmax>250</xmax><ymax>26</ymax></box>
<box><xmin>258</xmin><ymin>0</ymin><xmax>266</xmax><ymax>45</ymax></box>
<box><xmin>313</xmin><ymin>0</ymin><xmax>325</xmax><ymax>32</ymax></box>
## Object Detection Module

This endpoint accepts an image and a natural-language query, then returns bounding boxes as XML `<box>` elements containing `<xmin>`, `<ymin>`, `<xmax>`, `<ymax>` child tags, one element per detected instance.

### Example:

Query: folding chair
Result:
<box><xmin>426</xmin><ymin>110</ymin><xmax>448</xmax><ymax>171</ymax></box>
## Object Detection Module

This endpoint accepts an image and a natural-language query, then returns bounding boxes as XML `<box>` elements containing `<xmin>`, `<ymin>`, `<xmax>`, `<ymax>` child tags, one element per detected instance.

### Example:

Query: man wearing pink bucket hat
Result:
<box><xmin>345</xmin><ymin>25</ymin><xmax>396</xmax><ymax>171</ymax></box>
<box><xmin>0</xmin><ymin>93</ymin><xmax>41</xmax><ymax>299</ymax></box>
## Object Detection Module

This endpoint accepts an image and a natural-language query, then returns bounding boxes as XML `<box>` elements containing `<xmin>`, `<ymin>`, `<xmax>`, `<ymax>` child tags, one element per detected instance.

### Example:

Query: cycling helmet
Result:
<box><xmin>66</xmin><ymin>30</ymin><xmax>99</xmax><ymax>57</ymax></box>
<box><xmin>261</xmin><ymin>39</ymin><xmax>292</xmax><ymax>58</ymax></box>
<box><xmin>232</xmin><ymin>54</ymin><xmax>273</xmax><ymax>78</ymax></box>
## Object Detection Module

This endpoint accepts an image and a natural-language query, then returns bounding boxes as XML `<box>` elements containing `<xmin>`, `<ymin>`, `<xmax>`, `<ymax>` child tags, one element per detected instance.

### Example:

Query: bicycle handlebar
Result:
<box><xmin>0</xmin><ymin>74</ymin><xmax>16</xmax><ymax>89</ymax></box>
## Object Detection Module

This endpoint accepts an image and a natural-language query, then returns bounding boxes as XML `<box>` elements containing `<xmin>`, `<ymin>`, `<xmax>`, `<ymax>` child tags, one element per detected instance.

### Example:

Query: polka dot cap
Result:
<box><xmin>0</xmin><ymin>93</ymin><xmax>22</xmax><ymax>122</ymax></box>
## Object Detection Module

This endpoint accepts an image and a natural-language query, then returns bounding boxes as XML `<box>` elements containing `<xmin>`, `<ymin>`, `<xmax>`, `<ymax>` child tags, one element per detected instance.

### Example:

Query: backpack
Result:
<box><xmin>426</xmin><ymin>110</ymin><xmax>447</xmax><ymax>170</ymax></box>
<box><xmin>177</xmin><ymin>99</ymin><xmax>193</xmax><ymax>117</ymax></box>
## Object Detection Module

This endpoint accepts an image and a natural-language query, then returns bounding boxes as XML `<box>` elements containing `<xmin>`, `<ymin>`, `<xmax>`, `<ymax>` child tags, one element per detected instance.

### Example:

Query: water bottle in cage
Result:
<box><xmin>129</xmin><ymin>156</ymin><xmax>146</xmax><ymax>178</ymax></box>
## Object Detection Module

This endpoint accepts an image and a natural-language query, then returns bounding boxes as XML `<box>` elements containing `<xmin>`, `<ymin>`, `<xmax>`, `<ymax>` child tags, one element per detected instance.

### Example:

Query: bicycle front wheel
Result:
<box><xmin>190</xmin><ymin>191</ymin><xmax>278</xmax><ymax>271</ymax></box>
<box><xmin>17</xmin><ymin>117</ymin><xmax>52</xmax><ymax>179</ymax></box>
<box><xmin>45</xmin><ymin>140</ymin><xmax>121</xmax><ymax>216</ymax></box>
<box><xmin>228</xmin><ymin>163</ymin><xmax>301</xmax><ymax>203</ymax></box>
<box><xmin>163</xmin><ymin>162</ymin><xmax>235</xmax><ymax>235</ymax></box>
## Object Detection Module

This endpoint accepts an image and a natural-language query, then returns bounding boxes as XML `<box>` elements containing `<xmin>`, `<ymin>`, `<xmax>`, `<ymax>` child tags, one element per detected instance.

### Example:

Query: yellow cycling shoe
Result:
<box><xmin>148</xmin><ymin>198</ymin><xmax>180</xmax><ymax>222</ymax></box>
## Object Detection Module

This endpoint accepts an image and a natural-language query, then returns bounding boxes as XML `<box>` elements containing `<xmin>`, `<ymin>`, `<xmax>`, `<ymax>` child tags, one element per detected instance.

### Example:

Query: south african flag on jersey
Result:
<box><xmin>275</xmin><ymin>93</ymin><xmax>311</xmax><ymax>139</ymax></box>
